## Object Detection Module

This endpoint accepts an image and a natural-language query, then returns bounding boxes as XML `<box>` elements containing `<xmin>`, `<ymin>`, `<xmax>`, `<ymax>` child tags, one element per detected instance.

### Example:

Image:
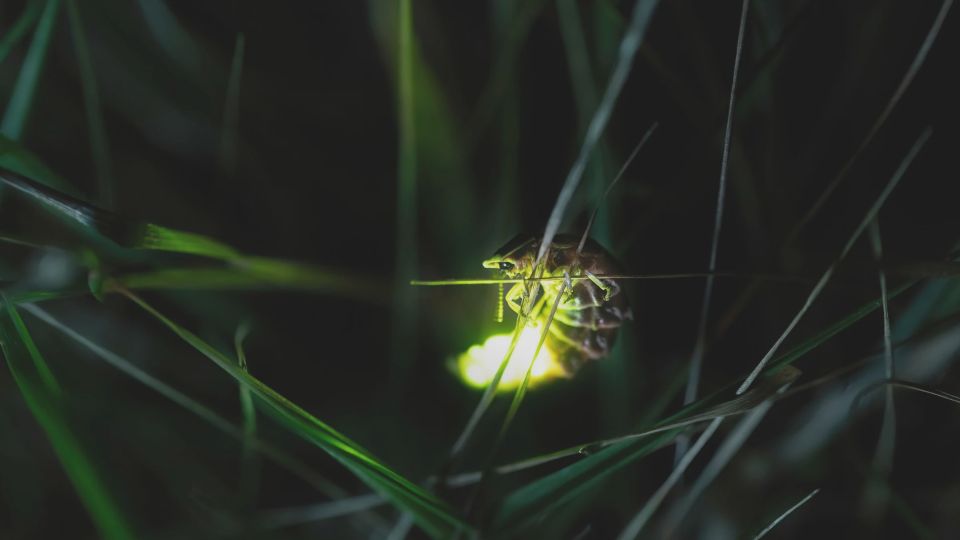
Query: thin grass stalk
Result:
<box><xmin>737</xmin><ymin>129</ymin><xmax>931</xmax><ymax>395</ymax></box>
<box><xmin>0</xmin><ymin>0</ymin><xmax>60</xmax><ymax>139</ymax></box>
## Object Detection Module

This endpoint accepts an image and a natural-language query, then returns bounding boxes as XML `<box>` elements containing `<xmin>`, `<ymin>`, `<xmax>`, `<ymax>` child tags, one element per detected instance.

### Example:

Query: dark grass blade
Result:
<box><xmin>536</xmin><ymin>0</ymin><xmax>660</xmax><ymax>265</ymax></box>
<box><xmin>752</xmin><ymin>489</ymin><xmax>819</xmax><ymax>539</ymax></box>
<box><xmin>488</xmin><ymin>283</ymin><xmax>912</xmax><ymax>533</ymax></box>
<box><xmin>118</xmin><ymin>288</ymin><xmax>468</xmax><ymax>539</ymax></box>
<box><xmin>219</xmin><ymin>33</ymin><xmax>244</xmax><ymax>179</ymax></box>
<box><xmin>389</xmin><ymin>0</ymin><xmax>417</xmax><ymax>396</ymax></box>
<box><xmin>784</xmin><ymin>0</ymin><xmax>954</xmax><ymax>244</ymax></box>
<box><xmin>65</xmin><ymin>0</ymin><xmax>114</xmax><ymax>207</ymax></box>
<box><xmin>0</xmin><ymin>0</ymin><xmax>61</xmax><ymax>140</ymax></box>
<box><xmin>20</xmin><ymin>303</ymin><xmax>353</xmax><ymax>501</ymax></box>
<box><xmin>737</xmin><ymin>129</ymin><xmax>931</xmax><ymax>395</ymax></box>
<box><xmin>0</xmin><ymin>0</ymin><xmax>44</xmax><ymax>66</ymax></box>
<box><xmin>0</xmin><ymin>298</ymin><xmax>134</xmax><ymax>539</ymax></box>
<box><xmin>234</xmin><ymin>322</ymin><xmax>259</xmax><ymax>506</ymax></box>
<box><xmin>682</xmin><ymin>0</ymin><xmax>749</xmax><ymax>411</ymax></box>
<box><xmin>0</xmin><ymin>166</ymin><xmax>385</xmax><ymax>299</ymax></box>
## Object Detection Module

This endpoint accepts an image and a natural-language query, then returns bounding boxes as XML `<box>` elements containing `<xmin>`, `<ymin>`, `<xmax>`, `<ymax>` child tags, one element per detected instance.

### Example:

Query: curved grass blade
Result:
<box><xmin>0</xmin><ymin>166</ymin><xmax>384</xmax><ymax>299</ymax></box>
<box><xmin>117</xmin><ymin>288</ymin><xmax>467</xmax><ymax>538</ymax></box>
<box><xmin>0</xmin><ymin>298</ymin><xmax>134</xmax><ymax>539</ymax></box>
<box><xmin>0</xmin><ymin>0</ymin><xmax>44</xmax><ymax>66</ymax></box>
<box><xmin>66</xmin><ymin>0</ymin><xmax>114</xmax><ymax>208</ymax></box>
<box><xmin>1</xmin><ymin>0</ymin><xmax>61</xmax><ymax>140</ymax></box>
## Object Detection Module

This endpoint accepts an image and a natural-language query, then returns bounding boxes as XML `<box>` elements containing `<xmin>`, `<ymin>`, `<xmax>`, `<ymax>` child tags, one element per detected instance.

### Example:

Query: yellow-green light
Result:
<box><xmin>455</xmin><ymin>323</ymin><xmax>566</xmax><ymax>391</ymax></box>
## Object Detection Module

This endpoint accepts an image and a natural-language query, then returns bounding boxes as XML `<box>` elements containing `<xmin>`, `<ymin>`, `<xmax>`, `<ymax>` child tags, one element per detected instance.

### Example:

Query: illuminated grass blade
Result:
<box><xmin>0</xmin><ymin>299</ymin><xmax>134</xmax><ymax>539</ymax></box>
<box><xmin>1</xmin><ymin>0</ymin><xmax>61</xmax><ymax>140</ymax></box>
<box><xmin>118</xmin><ymin>288</ymin><xmax>467</xmax><ymax>538</ymax></box>
<box><xmin>489</xmin><ymin>285</ymin><xmax>909</xmax><ymax>533</ymax></box>
<box><xmin>66</xmin><ymin>0</ymin><xmax>114</xmax><ymax>208</ymax></box>
<box><xmin>0</xmin><ymin>0</ymin><xmax>43</xmax><ymax>66</ymax></box>
<box><xmin>115</xmin><ymin>257</ymin><xmax>386</xmax><ymax>300</ymax></box>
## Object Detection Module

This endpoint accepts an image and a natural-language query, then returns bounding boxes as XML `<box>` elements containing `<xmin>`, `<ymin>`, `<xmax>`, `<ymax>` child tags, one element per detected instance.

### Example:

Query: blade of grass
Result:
<box><xmin>536</xmin><ymin>0</ymin><xmax>661</xmax><ymax>266</ymax></box>
<box><xmin>66</xmin><ymin>0</ymin><xmax>114</xmax><ymax>208</ymax></box>
<box><xmin>0</xmin><ymin>298</ymin><xmax>134</xmax><ymax>539</ymax></box>
<box><xmin>617</xmin><ymin>417</ymin><xmax>723</xmax><ymax>540</ymax></box>
<box><xmin>234</xmin><ymin>322</ymin><xmax>259</xmax><ymax>507</ymax></box>
<box><xmin>489</xmin><ymin>282</ymin><xmax>909</xmax><ymax>533</ymax></box>
<box><xmin>219</xmin><ymin>32</ymin><xmax>244</xmax><ymax>180</ymax></box>
<box><xmin>389</xmin><ymin>0</ymin><xmax>418</xmax><ymax>396</ymax></box>
<box><xmin>0</xmin><ymin>0</ymin><xmax>44</xmax><ymax>66</ymax></box>
<box><xmin>860</xmin><ymin>218</ymin><xmax>896</xmax><ymax>520</ymax></box>
<box><xmin>0</xmin><ymin>0</ymin><xmax>60</xmax><ymax>140</ymax></box>
<box><xmin>682</xmin><ymin>0</ymin><xmax>749</xmax><ymax>414</ymax></box>
<box><xmin>784</xmin><ymin>0</ymin><xmax>953</xmax><ymax>244</ymax></box>
<box><xmin>737</xmin><ymin>129</ymin><xmax>931</xmax><ymax>395</ymax></box>
<box><xmin>20</xmin><ymin>303</ymin><xmax>346</xmax><ymax>499</ymax></box>
<box><xmin>257</xmin><ymin>494</ymin><xmax>386</xmax><ymax>530</ymax></box>
<box><xmin>117</xmin><ymin>287</ymin><xmax>468</xmax><ymax>538</ymax></box>
<box><xmin>752</xmin><ymin>488</ymin><xmax>819</xmax><ymax>539</ymax></box>
<box><xmin>661</xmin><ymin>388</ymin><xmax>784</xmax><ymax>536</ymax></box>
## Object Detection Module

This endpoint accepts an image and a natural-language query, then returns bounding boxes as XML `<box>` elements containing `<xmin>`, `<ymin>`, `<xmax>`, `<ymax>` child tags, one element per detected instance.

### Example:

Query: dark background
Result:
<box><xmin>1</xmin><ymin>0</ymin><xmax>959</xmax><ymax>538</ymax></box>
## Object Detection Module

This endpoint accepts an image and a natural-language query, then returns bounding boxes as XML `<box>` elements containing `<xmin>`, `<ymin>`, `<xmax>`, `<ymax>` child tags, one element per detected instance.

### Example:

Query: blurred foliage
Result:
<box><xmin>0</xmin><ymin>0</ymin><xmax>959</xmax><ymax>538</ymax></box>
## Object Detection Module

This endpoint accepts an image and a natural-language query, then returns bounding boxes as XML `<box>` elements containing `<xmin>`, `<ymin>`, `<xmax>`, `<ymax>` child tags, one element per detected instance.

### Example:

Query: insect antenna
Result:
<box><xmin>496</xmin><ymin>281</ymin><xmax>504</xmax><ymax>323</ymax></box>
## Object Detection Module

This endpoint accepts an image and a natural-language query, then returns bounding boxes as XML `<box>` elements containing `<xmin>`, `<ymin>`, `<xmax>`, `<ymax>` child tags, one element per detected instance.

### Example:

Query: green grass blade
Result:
<box><xmin>20</xmin><ymin>303</ymin><xmax>348</xmax><ymax>500</ymax></box>
<box><xmin>118</xmin><ymin>288</ymin><xmax>468</xmax><ymax>538</ymax></box>
<box><xmin>0</xmin><ymin>0</ymin><xmax>44</xmax><ymax>66</ymax></box>
<box><xmin>389</xmin><ymin>0</ymin><xmax>417</xmax><ymax>395</ymax></box>
<box><xmin>65</xmin><ymin>0</ymin><xmax>114</xmax><ymax>208</ymax></box>
<box><xmin>234</xmin><ymin>322</ymin><xmax>259</xmax><ymax>505</ymax></box>
<box><xmin>115</xmin><ymin>258</ymin><xmax>387</xmax><ymax>302</ymax></box>
<box><xmin>1</xmin><ymin>0</ymin><xmax>61</xmax><ymax>140</ymax></box>
<box><xmin>0</xmin><ymin>299</ymin><xmax>134</xmax><ymax>539</ymax></box>
<box><xmin>219</xmin><ymin>32</ymin><xmax>244</xmax><ymax>179</ymax></box>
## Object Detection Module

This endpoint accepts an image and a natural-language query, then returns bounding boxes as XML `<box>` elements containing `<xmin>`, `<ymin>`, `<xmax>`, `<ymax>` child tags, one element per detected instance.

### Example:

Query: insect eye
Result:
<box><xmin>499</xmin><ymin>261</ymin><xmax>514</xmax><ymax>272</ymax></box>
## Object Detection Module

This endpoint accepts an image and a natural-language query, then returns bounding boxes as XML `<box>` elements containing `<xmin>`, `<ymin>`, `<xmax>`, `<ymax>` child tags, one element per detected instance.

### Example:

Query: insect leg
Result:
<box><xmin>585</xmin><ymin>270</ymin><xmax>617</xmax><ymax>301</ymax></box>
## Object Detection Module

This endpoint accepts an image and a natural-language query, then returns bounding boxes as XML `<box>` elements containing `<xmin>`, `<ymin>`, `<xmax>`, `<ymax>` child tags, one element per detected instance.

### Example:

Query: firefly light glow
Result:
<box><xmin>456</xmin><ymin>323</ymin><xmax>566</xmax><ymax>391</ymax></box>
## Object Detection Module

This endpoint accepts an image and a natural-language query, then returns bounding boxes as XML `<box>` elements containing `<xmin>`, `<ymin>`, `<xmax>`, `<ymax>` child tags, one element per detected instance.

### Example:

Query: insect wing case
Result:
<box><xmin>494</xmin><ymin>235</ymin><xmax>633</xmax><ymax>375</ymax></box>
